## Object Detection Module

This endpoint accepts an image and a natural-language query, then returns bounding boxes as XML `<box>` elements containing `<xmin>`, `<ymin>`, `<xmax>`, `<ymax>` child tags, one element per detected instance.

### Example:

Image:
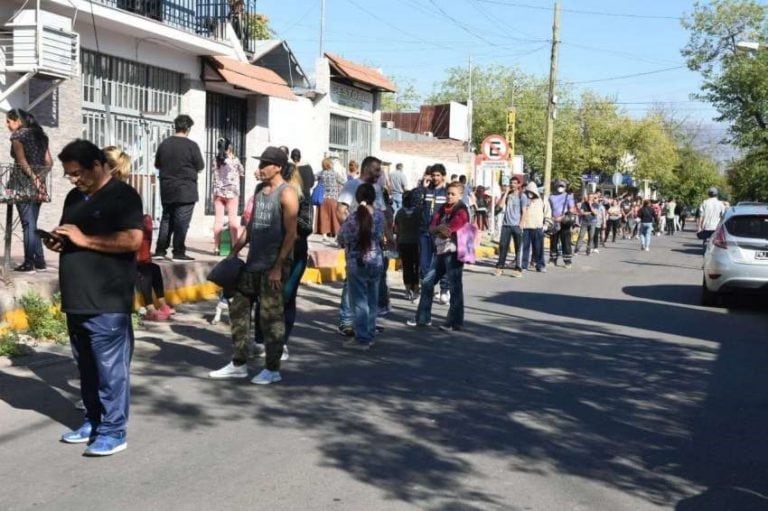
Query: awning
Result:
<box><xmin>325</xmin><ymin>53</ymin><xmax>397</xmax><ymax>93</ymax></box>
<box><xmin>206</xmin><ymin>56</ymin><xmax>296</xmax><ymax>101</ymax></box>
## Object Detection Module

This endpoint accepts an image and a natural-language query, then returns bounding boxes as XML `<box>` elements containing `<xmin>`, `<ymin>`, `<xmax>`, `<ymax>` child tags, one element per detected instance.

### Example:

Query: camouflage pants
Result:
<box><xmin>230</xmin><ymin>265</ymin><xmax>287</xmax><ymax>370</ymax></box>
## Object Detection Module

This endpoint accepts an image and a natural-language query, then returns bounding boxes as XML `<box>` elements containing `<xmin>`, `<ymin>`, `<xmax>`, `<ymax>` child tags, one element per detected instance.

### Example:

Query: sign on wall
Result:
<box><xmin>480</xmin><ymin>134</ymin><xmax>509</xmax><ymax>161</ymax></box>
<box><xmin>330</xmin><ymin>82</ymin><xmax>374</xmax><ymax>113</ymax></box>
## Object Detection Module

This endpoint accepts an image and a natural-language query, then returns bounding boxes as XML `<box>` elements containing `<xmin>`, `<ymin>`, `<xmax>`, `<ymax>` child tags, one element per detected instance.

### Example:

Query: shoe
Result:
<box><xmin>511</xmin><ymin>270</ymin><xmax>522</xmax><ymax>278</ymax></box>
<box><xmin>438</xmin><ymin>292</ymin><xmax>450</xmax><ymax>305</ymax></box>
<box><xmin>438</xmin><ymin>324</ymin><xmax>462</xmax><ymax>332</ymax></box>
<box><xmin>281</xmin><ymin>346</ymin><xmax>289</xmax><ymax>361</ymax></box>
<box><xmin>536</xmin><ymin>268</ymin><xmax>547</xmax><ymax>273</ymax></box>
<box><xmin>151</xmin><ymin>253</ymin><xmax>167</xmax><ymax>260</ymax></box>
<box><xmin>144</xmin><ymin>309</ymin><xmax>169</xmax><ymax>321</ymax></box>
<box><xmin>208</xmin><ymin>361</ymin><xmax>249</xmax><ymax>379</ymax></box>
<box><xmin>406</xmin><ymin>319</ymin><xmax>431</xmax><ymax>327</ymax></box>
<box><xmin>343</xmin><ymin>339</ymin><xmax>371</xmax><ymax>350</ymax></box>
<box><xmin>13</xmin><ymin>262</ymin><xmax>35</xmax><ymax>273</ymax></box>
<box><xmin>592</xmin><ymin>249</ymin><xmax>599</xmax><ymax>254</ymax></box>
<box><xmin>83</xmin><ymin>433</ymin><xmax>127</xmax><ymax>456</ymax></box>
<box><xmin>61</xmin><ymin>422</ymin><xmax>94</xmax><ymax>444</ymax></box>
<box><xmin>251</xmin><ymin>342</ymin><xmax>266</xmax><ymax>359</ymax></box>
<box><xmin>158</xmin><ymin>303</ymin><xmax>176</xmax><ymax>316</ymax></box>
<box><xmin>564</xmin><ymin>263</ymin><xmax>572</xmax><ymax>269</ymax></box>
<box><xmin>645</xmin><ymin>247</ymin><xmax>650</xmax><ymax>252</ymax></box>
<box><xmin>172</xmin><ymin>254</ymin><xmax>195</xmax><ymax>261</ymax></box>
<box><xmin>494</xmin><ymin>268</ymin><xmax>503</xmax><ymax>276</ymax></box>
<box><xmin>251</xmin><ymin>369</ymin><xmax>282</xmax><ymax>385</ymax></box>
<box><xmin>337</xmin><ymin>325</ymin><xmax>354</xmax><ymax>337</ymax></box>
<box><xmin>34</xmin><ymin>263</ymin><xmax>47</xmax><ymax>272</ymax></box>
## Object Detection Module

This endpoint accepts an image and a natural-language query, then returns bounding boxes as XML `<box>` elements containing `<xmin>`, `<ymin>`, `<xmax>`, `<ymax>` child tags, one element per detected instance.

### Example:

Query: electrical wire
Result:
<box><xmin>426</xmin><ymin>0</ymin><xmax>498</xmax><ymax>46</ymax></box>
<box><xmin>473</xmin><ymin>0</ymin><xmax>680</xmax><ymax>20</ymax></box>
<box><xmin>564</xmin><ymin>66</ymin><xmax>687</xmax><ymax>85</ymax></box>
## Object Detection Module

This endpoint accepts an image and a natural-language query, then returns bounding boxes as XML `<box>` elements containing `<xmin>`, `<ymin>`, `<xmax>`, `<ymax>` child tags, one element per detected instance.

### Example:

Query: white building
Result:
<box><xmin>0</xmin><ymin>1</ymin><xmax>395</xmax><ymax>247</ymax></box>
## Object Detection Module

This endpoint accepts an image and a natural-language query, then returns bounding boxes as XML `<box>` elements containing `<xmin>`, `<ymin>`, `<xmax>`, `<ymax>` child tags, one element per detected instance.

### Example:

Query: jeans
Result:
<box><xmin>592</xmin><ymin>227</ymin><xmax>603</xmax><ymax>249</ymax></box>
<box><xmin>347</xmin><ymin>263</ymin><xmax>381</xmax><ymax>343</ymax></box>
<box><xmin>522</xmin><ymin>228</ymin><xmax>545</xmax><ymax>270</ymax></box>
<box><xmin>575</xmin><ymin>223</ymin><xmax>595</xmax><ymax>254</ymax></box>
<box><xmin>496</xmin><ymin>225</ymin><xmax>523</xmax><ymax>270</ymax></box>
<box><xmin>416</xmin><ymin>252</ymin><xmax>464</xmax><ymax>327</ymax></box>
<box><xmin>155</xmin><ymin>202</ymin><xmax>195</xmax><ymax>257</ymax></box>
<box><xmin>666</xmin><ymin>218</ymin><xmax>675</xmax><ymax>235</ymax></box>
<box><xmin>392</xmin><ymin>192</ymin><xmax>403</xmax><ymax>214</ymax></box>
<box><xmin>418</xmin><ymin>231</ymin><xmax>447</xmax><ymax>293</ymax></box>
<box><xmin>550</xmin><ymin>226</ymin><xmax>573</xmax><ymax>264</ymax></box>
<box><xmin>68</xmin><ymin>313</ymin><xmax>134</xmax><ymax>437</ymax></box>
<box><xmin>16</xmin><ymin>202</ymin><xmax>44</xmax><ymax>266</ymax></box>
<box><xmin>640</xmin><ymin>222</ymin><xmax>654</xmax><ymax>248</ymax></box>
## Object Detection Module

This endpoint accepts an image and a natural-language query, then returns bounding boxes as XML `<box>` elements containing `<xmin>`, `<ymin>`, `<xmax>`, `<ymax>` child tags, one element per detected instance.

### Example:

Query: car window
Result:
<box><xmin>725</xmin><ymin>215</ymin><xmax>768</xmax><ymax>239</ymax></box>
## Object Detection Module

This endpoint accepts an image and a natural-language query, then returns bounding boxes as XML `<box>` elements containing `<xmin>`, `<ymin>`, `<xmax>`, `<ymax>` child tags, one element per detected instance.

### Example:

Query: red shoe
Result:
<box><xmin>159</xmin><ymin>303</ymin><xmax>176</xmax><ymax>316</ymax></box>
<box><xmin>144</xmin><ymin>309</ymin><xmax>170</xmax><ymax>321</ymax></box>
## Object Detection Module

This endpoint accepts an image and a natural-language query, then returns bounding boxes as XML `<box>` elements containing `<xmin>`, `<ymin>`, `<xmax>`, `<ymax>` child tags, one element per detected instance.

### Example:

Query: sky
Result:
<box><xmin>258</xmin><ymin>0</ymin><xmax>725</xmax><ymax>139</ymax></box>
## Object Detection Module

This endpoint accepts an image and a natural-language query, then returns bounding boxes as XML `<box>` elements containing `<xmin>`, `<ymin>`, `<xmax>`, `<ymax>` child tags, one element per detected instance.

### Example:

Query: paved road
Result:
<box><xmin>1</xmin><ymin>231</ymin><xmax>767</xmax><ymax>511</ymax></box>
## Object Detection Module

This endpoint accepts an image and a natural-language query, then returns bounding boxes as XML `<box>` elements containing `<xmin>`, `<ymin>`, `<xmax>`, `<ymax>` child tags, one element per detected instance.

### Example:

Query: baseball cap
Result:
<box><xmin>708</xmin><ymin>186</ymin><xmax>718</xmax><ymax>195</ymax></box>
<box><xmin>252</xmin><ymin>146</ymin><xmax>288</xmax><ymax>167</ymax></box>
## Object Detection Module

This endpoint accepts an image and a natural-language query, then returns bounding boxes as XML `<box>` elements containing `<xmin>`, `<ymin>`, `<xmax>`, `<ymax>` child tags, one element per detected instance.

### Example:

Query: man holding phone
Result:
<box><xmin>44</xmin><ymin>140</ymin><xmax>143</xmax><ymax>456</ymax></box>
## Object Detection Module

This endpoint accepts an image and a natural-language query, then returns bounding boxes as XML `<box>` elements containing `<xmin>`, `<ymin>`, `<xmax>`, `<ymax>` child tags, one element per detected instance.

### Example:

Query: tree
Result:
<box><xmin>244</xmin><ymin>13</ymin><xmax>274</xmax><ymax>40</ymax></box>
<box><xmin>666</xmin><ymin>145</ymin><xmax>727</xmax><ymax>206</ymax></box>
<box><xmin>381</xmin><ymin>77</ymin><xmax>421</xmax><ymax>112</ymax></box>
<box><xmin>682</xmin><ymin>0</ymin><xmax>768</xmax><ymax>147</ymax></box>
<box><xmin>728</xmin><ymin>149</ymin><xmax>768</xmax><ymax>201</ymax></box>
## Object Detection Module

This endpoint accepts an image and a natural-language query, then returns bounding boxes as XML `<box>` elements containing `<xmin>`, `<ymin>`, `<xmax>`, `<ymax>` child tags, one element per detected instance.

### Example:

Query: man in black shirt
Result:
<box><xmin>153</xmin><ymin>114</ymin><xmax>205</xmax><ymax>261</ymax></box>
<box><xmin>45</xmin><ymin>140</ymin><xmax>143</xmax><ymax>456</ymax></box>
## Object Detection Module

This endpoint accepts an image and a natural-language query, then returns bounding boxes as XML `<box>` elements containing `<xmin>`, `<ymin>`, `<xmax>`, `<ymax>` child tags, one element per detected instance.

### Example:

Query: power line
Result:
<box><xmin>426</xmin><ymin>0</ymin><xmax>499</xmax><ymax>46</ymax></box>
<box><xmin>564</xmin><ymin>66</ymin><xmax>687</xmax><ymax>84</ymax></box>
<box><xmin>473</xmin><ymin>0</ymin><xmax>680</xmax><ymax>20</ymax></box>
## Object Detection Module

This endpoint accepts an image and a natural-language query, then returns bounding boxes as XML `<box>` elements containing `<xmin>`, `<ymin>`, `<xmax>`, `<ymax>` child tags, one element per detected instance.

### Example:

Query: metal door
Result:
<box><xmin>204</xmin><ymin>91</ymin><xmax>247</xmax><ymax>215</ymax></box>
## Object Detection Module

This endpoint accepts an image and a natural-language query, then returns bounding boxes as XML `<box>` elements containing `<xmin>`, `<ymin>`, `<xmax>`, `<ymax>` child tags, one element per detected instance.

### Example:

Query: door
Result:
<box><xmin>205</xmin><ymin>92</ymin><xmax>247</xmax><ymax>215</ymax></box>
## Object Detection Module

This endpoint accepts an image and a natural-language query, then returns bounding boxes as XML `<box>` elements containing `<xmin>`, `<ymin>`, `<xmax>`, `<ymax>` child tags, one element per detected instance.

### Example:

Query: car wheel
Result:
<box><xmin>701</xmin><ymin>277</ymin><xmax>718</xmax><ymax>307</ymax></box>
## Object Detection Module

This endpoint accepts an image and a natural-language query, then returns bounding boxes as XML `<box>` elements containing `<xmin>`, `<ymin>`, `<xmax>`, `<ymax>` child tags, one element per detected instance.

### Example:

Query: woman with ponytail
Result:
<box><xmin>212</xmin><ymin>137</ymin><xmax>244</xmax><ymax>255</ymax></box>
<box><xmin>103</xmin><ymin>146</ymin><xmax>132</xmax><ymax>182</ymax></box>
<box><xmin>6</xmin><ymin>109</ymin><xmax>52</xmax><ymax>273</ymax></box>
<box><xmin>338</xmin><ymin>183</ymin><xmax>386</xmax><ymax>350</ymax></box>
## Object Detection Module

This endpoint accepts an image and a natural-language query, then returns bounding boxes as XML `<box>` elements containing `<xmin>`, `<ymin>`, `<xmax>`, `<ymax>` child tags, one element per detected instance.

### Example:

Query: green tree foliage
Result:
<box><xmin>381</xmin><ymin>77</ymin><xmax>421</xmax><ymax>112</ymax></box>
<box><xmin>665</xmin><ymin>145</ymin><xmax>727</xmax><ymax>206</ymax></box>
<box><xmin>245</xmin><ymin>13</ymin><xmax>274</xmax><ymax>41</ymax></box>
<box><xmin>728</xmin><ymin>149</ymin><xmax>768</xmax><ymax>201</ymax></box>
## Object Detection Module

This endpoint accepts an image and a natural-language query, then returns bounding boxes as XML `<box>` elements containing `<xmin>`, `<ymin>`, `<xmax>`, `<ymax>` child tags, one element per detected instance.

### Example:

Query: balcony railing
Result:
<box><xmin>91</xmin><ymin>0</ymin><xmax>260</xmax><ymax>54</ymax></box>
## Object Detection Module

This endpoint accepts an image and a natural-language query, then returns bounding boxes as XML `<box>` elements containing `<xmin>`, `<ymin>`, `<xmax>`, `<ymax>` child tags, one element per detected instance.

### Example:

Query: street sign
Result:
<box><xmin>612</xmin><ymin>172</ymin><xmax>623</xmax><ymax>187</ymax></box>
<box><xmin>481</xmin><ymin>134</ymin><xmax>509</xmax><ymax>161</ymax></box>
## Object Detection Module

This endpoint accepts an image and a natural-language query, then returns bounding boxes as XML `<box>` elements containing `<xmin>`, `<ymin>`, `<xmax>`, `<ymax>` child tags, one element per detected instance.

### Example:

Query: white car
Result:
<box><xmin>702</xmin><ymin>203</ymin><xmax>768</xmax><ymax>306</ymax></box>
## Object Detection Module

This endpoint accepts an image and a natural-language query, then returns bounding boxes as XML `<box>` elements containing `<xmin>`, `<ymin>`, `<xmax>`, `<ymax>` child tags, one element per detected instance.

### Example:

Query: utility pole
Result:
<box><xmin>543</xmin><ymin>1</ymin><xmax>560</xmax><ymax>199</ymax></box>
<box><xmin>467</xmin><ymin>55</ymin><xmax>473</xmax><ymax>150</ymax></box>
<box><xmin>319</xmin><ymin>0</ymin><xmax>326</xmax><ymax>57</ymax></box>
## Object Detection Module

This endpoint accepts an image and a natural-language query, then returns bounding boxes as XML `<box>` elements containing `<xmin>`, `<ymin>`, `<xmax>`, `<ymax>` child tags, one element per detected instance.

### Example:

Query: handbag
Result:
<box><xmin>207</xmin><ymin>257</ymin><xmax>245</xmax><ymax>298</ymax></box>
<box><xmin>310</xmin><ymin>182</ymin><xmax>325</xmax><ymax>206</ymax></box>
<box><xmin>456</xmin><ymin>222</ymin><xmax>478</xmax><ymax>264</ymax></box>
<box><xmin>559</xmin><ymin>194</ymin><xmax>576</xmax><ymax>228</ymax></box>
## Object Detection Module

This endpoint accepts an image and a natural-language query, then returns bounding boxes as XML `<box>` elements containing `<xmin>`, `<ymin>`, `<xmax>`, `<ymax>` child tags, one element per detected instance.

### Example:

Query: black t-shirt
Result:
<box><xmin>59</xmin><ymin>179</ymin><xmax>144</xmax><ymax>314</ymax></box>
<box><xmin>639</xmin><ymin>206</ymin><xmax>656</xmax><ymax>223</ymax></box>
<box><xmin>154</xmin><ymin>135</ymin><xmax>204</xmax><ymax>204</ymax></box>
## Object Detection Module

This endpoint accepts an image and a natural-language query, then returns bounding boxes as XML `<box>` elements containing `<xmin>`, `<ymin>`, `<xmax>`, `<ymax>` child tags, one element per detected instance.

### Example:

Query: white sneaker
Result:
<box><xmin>592</xmin><ymin>249</ymin><xmax>599</xmax><ymax>254</ymax></box>
<box><xmin>251</xmin><ymin>369</ymin><xmax>282</xmax><ymax>385</ymax></box>
<box><xmin>281</xmin><ymin>346</ymin><xmax>289</xmax><ymax>361</ymax></box>
<box><xmin>209</xmin><ymin>362</ymin><xmax>249</xmax><ymax>379</ymax></box>
<box><xmin>439</xmin><ymin>292</ymin><xmax>450</xmax><ymax>304</ymax></box>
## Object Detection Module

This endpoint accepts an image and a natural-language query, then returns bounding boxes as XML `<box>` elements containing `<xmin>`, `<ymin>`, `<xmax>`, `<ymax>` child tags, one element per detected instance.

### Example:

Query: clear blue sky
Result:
<box><xmin>258</xmin><ymin>0</ymin><xmax>719</xmax><ymax>124</ymax></box>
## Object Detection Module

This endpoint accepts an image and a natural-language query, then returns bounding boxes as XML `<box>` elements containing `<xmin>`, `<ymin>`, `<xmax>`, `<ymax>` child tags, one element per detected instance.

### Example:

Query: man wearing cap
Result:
<box><xmin>209</xmin><ymin>146</ymin><xmax>298</xmax><ymax>385</ymax></box>
<box><xmin>697</xmin><ymin>186</ymin><xmax>726</xmax><ymax>249</ymax></box>
<box><xmin>548</xmin><ymin>180</ymin><xmax>577</xmax><ymax>268</ymax></box>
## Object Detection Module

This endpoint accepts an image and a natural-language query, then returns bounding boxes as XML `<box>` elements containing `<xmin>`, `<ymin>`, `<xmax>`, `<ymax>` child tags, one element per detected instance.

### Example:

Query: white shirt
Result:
<box><xmin>699</xmin><ymin>197</ymin><xmax>726</xmax><ymax>230</ymax></box>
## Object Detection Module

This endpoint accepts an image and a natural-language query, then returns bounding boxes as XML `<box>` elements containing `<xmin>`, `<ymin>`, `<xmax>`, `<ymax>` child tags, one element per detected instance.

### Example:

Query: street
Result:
<box><xmin>1</xmin><ymin>231</ymin><xmax>767</xmax><ymax>511</ymax></box>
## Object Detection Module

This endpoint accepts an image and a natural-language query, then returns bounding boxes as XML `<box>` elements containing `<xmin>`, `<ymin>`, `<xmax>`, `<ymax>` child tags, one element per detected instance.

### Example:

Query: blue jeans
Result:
<box><xmin>418</xmin><ymin>232</ymin><xmax>447</xmax><ymax>293</ymax></box>
<box><xmin>640</xmin><ymin>222</ymin><xmax>654</xmax><ymax>248</ymax></box>
<box><xmin>522</xmin><ymin>228</ymin><xmax>545</xmax><ymax>270</ymax></box>
<box><xmin>16</xmin><ymin>202</ymin><xmax>44</xmax><ymax>266</ymax></box>
<box><xmin>416</xmin><ymin>252</ymin><xmax>464</xmax><ymax>327</ymax></box>
<box><xmin>575</xmin><ymin>223</ymin><xmax>595</xmax><ymax>254</ymax></box>
<box><xmin>339</xmin><ymin>279</ymin><xmax>352</xmax><ymax>328</ymax></box>
<box><xmin>392</xmin><ymin>192</ymin><xmax>403</xmax><ymax>214</ymax></box>
<box><xmin>347</xmin><ymin>263</ymin><xmax>381</xmax><ymax>343</ymax></box>
<box><xmin>67</xmin><ymin>313</ymin><xmax>134</xmax><ymax>437</ymax></box>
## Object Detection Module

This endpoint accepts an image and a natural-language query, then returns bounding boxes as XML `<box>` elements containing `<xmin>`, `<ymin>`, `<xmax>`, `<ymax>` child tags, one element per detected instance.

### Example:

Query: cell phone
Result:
<box><xmin>35</xmin><ymin>229</ymin><xmax>61</xmax><ymax>242</ymax></box>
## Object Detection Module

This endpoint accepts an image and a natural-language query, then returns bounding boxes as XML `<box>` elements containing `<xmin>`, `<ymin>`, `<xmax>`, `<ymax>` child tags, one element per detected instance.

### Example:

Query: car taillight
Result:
<box><xmin>712</xmin><ymin>226</ymin><xmax>728</xmax><ymax>249</ymax></box>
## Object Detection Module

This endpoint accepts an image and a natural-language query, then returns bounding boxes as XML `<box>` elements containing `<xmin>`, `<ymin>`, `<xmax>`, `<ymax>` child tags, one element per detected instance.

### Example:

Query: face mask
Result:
<box><xmin>557</xmin><ymin>186</ymin><xmax>565</xmax><ymax>193</ymax></box>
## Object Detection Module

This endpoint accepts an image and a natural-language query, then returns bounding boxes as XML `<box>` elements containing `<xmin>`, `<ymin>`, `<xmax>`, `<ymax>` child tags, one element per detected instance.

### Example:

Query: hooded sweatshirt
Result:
<box><xmin>521</xmin><ymin>182</ymin><xmax>547</xmax><ymax>229</ymax></box>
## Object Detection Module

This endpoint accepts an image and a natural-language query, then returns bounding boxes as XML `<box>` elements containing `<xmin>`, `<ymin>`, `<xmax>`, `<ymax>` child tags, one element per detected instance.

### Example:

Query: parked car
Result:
<box><xmin>702</xmin><ymin>203</ymin><xmax>768</xmax><ymax>306</ymax></box>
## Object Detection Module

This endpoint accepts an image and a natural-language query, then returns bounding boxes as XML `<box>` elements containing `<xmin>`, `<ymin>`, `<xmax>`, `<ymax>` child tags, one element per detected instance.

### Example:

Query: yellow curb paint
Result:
<box><xmin>301</xmin><ymin>268</ymin><xmax>323</xmax><ymax>284</ymax></box>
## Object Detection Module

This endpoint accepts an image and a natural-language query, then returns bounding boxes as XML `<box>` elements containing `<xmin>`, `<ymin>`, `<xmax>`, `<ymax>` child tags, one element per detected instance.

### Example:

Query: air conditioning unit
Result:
<box><xmin>382</xmin><ymin>120</ymin><xmax>395</xmax><ymax>129</ymax></box>
<box><xmin>2</xmin><ymin>10</ymin><xmax>79</xmax><ymax>78</ymax></box>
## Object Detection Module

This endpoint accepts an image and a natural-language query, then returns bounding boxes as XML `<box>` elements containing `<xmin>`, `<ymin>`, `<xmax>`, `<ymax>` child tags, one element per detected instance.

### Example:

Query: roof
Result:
<box><xmin>381</xmin><ymin>139</ymin><xmax>470</xmax><ymax>161</ymax></box>
<box><xmin>207</xmin><ymin>56</ymin><xmax>296</xmax><ymax>101</ymax></box>
<box><xmin>250</xmin><ymin>40</ymin><xmax>311</xmax><ymax>89</ymax></box>
<box><xmin>325</xmin><ymin>53</ymin><xmax>396</xmax><ymax>93</ymax></box>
